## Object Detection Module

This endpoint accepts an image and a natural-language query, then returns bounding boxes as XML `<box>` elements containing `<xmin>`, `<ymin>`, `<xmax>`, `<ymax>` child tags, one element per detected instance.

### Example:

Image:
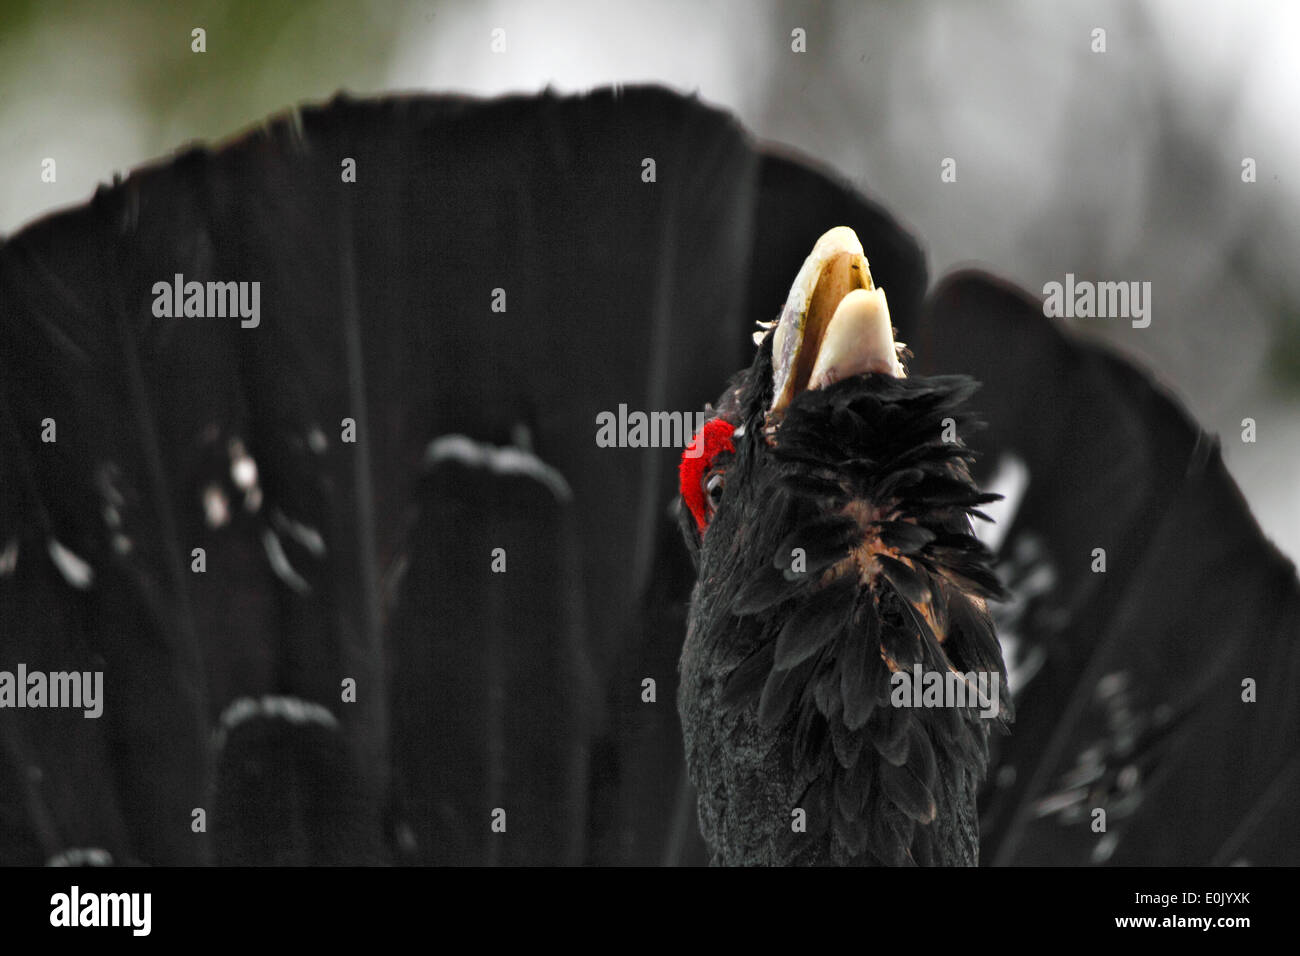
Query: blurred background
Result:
<box><xmin>2</xmin><ymin>0</ymin><xmax>1296</xmax><ymax>558</ymax></box>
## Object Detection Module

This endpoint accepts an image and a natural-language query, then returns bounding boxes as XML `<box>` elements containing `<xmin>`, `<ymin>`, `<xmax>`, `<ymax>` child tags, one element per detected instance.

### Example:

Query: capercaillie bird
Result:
<box><xmin>3</xmin><ymin>87</ymin><xmax>1298</xmax><ymax>869</ymax></box>
<box><xmin>677</xmin><ymin>227</ymin><xmax>1012</xmax><ymax>866</ymax></box>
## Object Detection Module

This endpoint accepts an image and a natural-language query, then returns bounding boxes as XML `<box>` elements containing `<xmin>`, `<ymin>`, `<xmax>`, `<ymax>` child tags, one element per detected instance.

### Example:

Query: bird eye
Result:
<box><xmin>705</xmin><ymin>472</ymin><xmax>725</xmax><ymax>507</ymax></box>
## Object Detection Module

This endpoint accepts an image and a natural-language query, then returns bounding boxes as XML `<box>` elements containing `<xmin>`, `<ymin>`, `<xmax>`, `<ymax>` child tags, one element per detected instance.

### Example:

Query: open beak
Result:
<box><xmin>768</xmin><ymin>226</ymin><xmax>904</xmax><ymax>416</ymax></box>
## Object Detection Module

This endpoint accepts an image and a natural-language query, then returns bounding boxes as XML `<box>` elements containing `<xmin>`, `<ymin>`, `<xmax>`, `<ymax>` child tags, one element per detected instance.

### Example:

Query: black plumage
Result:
<box><xmin>677</xmin><ymin>327</ymin><xmax>1011</xmax><ymax>865</ymax></box>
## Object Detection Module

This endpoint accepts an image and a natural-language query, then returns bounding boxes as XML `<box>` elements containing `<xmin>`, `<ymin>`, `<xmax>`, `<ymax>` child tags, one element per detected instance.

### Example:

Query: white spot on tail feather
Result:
<box><xmin>271</xmin><ymin>509</ymin><xmax>326</xmax><ymax>558</ymax></box>
<box><xmin>261</xmin><ymin>530</ymin><xmax>309</xmax><ymax>594</ymax></box>
<box><xmin>424</xmin><ymin>434</ymin><xmax>572</xmax><ymax>501</ymax></box>
<box><xmin>213</xmin><ymin>695</ymin><xmax>339</xmax><ymax>752</ymax></box>
<box><xmin>204</xmin><ymin>484</ymin><xmax>230</xmax><ymax>528</ymax></box>
<box><xmin>48</xmin><ymin>539</ymin><xmax>93</xmax><ymax>589</ymax></box>
<box><xmin>232</xmin><ymin>458</ymin><xmax>257</xmax><ymax>490</ymax></box>
<box><xmin>46</xmin><ymin>847</ymin><xmax>113</xmax><ymax>867</ymax></box>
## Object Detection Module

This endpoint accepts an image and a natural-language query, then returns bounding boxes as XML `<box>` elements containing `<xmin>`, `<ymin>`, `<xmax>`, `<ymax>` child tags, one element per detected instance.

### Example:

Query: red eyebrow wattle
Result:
<box><xmin>679</xmin><ymin>418</ymin><xmax>736</xmax><ymax>533</ymax></box>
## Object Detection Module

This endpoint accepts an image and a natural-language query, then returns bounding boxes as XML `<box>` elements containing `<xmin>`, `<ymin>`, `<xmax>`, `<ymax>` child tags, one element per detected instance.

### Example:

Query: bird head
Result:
<box><xmin>677</xmin><ymin>226</ymin><xmax>1010</xmax><ymax>865</ymax></box>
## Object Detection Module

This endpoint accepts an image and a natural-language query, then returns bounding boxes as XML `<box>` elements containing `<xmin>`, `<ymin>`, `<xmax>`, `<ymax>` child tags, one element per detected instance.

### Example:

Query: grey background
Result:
<box><xmin>2</xmin><ymin>0</ymin><xmax>1296</xmax><ymax>559</ymax></box>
